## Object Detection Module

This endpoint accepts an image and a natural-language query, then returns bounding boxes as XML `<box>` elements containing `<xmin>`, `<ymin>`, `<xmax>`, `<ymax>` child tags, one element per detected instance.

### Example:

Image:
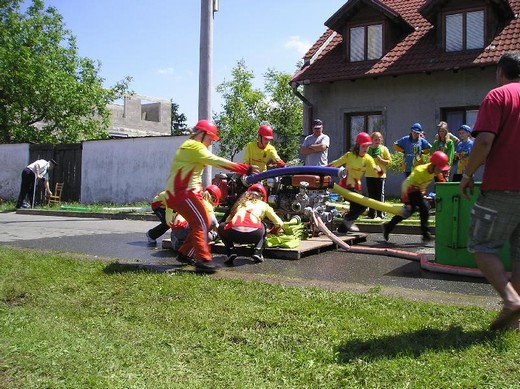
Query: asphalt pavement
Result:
<box><xmin>0</xmin><ymin>211</ymin><xmax>500</xmax><ymax>309</ymax></box>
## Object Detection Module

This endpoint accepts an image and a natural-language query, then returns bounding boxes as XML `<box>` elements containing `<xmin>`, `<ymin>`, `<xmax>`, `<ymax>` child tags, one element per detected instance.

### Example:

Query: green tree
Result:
<box><xmin>261</xmin><ymin>68</ymin><xmax>303</xmax><ymax>162</ymax></box>
<box><xmin>214</xmin><ymin>60</ymin><xmax>264</xmax><ymax>161</ymax></box>
<box><xmin>0</xmin><ymin>0</ymin><xmax>131</xmax><ymax>144</ymax></box>
<box><xmin>170</xmin><ymin>101</ymin><xmax>188</xmax><ymax>135</ymax></box>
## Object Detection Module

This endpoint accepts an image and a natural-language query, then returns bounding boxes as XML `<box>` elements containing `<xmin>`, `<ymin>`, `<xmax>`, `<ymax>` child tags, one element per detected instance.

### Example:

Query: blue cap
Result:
<box><xmin>459</xmin><ymin>124</ymin><xmax>472</xmax><ymax>133</ymax></box>
<box><xmin>411</xmin><ymin>123</ymin><xmax>422</xmax><ymax>132</ymax></box>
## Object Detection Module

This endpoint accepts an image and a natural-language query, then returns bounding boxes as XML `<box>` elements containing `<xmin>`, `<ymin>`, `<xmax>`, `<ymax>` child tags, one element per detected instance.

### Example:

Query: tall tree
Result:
<box><xmin>214</xmin><ymin>60</ymin><xmax>264</xmax><ymax>161</ymax></box>
<box><xmin>261</xmin><ymin>68</ymin><xmax>303</xmax><ymax>162</ymax></box>
<box><xmin>0</xmin><ymin>0</ymin><xmax>131</xmax><ymax>144</ymax></box>
<box><xmin>170</xmin><ymin>101</ymin><xmax>188</xmax><ymax>135</ymax></box>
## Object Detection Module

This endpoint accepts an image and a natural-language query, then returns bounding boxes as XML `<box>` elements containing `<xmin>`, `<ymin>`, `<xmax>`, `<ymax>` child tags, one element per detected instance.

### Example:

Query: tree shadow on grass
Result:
<box><xmin>336</xmin><ymin>326</ymin><xmax>498</xmax><ymax>363</ymax></box>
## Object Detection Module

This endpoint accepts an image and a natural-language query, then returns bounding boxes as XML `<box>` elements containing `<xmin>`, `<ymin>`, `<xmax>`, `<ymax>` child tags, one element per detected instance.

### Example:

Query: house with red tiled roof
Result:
<box><xmin>291</xmin><ymin>0</ymin><xmax>520</xmax><ymax>195</ymax></box>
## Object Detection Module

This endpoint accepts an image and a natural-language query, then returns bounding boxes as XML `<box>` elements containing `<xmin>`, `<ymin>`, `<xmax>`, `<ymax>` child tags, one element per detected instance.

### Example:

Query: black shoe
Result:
<box><xmin>224</xmin><ymin>253</ymin><xmax>237</xmax><ymax>266</ymax></box>
<box><xmin>337</xmin><ymin>221</ymin><xmax>349</xmax><ymax>233</ymax></box>
<box><xmin>252</xmin><ymin>250</ymin><xmax>264</xmax><ymax>263</ymax></box>
<box><xmin>382</xmin><ymin>223</ymin><xmax>390</xmax><ymax>242</ymax></box>
<box><xmin>176</xmin><ymin>252</ymin><xmax>195</xmax><ymax>265</ymax></box>
<box><xmin>422</xmin><ymin>232</ymin><xmax>433</xmax><ymax>242</ymax></box>
<box><xmin>194</xmin><ymin>260</ymin><xmax>219</xmax><ymax>272</ymax></box>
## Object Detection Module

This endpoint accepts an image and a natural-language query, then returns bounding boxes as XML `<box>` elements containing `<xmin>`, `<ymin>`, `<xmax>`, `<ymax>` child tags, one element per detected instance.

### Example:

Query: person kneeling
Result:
<box><xmin>218</xmin><ymin>183</ymin><xmax>284</xmax><ymax>266</ymax></box>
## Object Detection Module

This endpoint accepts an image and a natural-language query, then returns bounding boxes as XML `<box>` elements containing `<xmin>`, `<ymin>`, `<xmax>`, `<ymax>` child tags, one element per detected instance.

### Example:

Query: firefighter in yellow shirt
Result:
<box><xmin>164</xmin><ymin>120</ymin><xmax>258</xmax><ymax>272</ymax></box>
<box><xmin>382</xmin><ymin>151</ymin><xmax>449</xmax><ymax>243</ymax></box>
<box><xmin>329</xmin><ymin>132</ymin><xmax>382</xmax><ymax>233</ymax></box>
<box><xmin>243</xmin><ymin>125</ymin><xmax>285</xmax><ymax>172</ymax></box>
<box><xmin>217</xmin><ymin>183</ymin><xmax>284</xmax><ymax>265</ymax></box>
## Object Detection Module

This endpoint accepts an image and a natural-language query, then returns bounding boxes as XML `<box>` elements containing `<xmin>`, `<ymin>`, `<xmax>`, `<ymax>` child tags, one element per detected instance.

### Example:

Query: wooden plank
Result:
<box><xmin>161</xmin><ymin>232</ymin><xmax>367</xmax><ymax>260</ymax></box>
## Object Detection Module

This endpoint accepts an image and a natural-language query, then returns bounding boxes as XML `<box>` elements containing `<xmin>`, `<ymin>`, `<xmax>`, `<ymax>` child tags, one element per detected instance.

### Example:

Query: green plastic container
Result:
<box><xmin>434</xmin><ymin>182</ymin><xmax>511</xmax><ymax>271</ymax></box>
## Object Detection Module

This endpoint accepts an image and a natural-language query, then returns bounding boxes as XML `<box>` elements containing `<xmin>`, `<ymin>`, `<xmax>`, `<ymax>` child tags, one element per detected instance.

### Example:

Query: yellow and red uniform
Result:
<box><xmin>165</xmin><ymin>139</ymin><xmax>250</xmax><ymax>261</ymax></box>
<box><xmin>329</xmin><ymin>152</ymin><xmax>378</xmax><ymax>191</ymax></box>
<box><xmin>401</xmin><ymin>163</ymin><xmax>444</xmax><ymax>202</ymax></box>
<box><xmin>224</xmin><ymin>199</ymin><xmax>283</xmax><ymax>231</ymax></box>
<box><xmin>243</xmin><ymin>141</ymin><xmax>284</xmax><ymax>172</ymax></box>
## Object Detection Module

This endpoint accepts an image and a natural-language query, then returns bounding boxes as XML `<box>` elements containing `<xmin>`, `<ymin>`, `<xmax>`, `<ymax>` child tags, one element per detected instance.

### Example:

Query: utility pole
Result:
<box><xmin>199</xmin><ymin>0</ymin><xmax>217</xmax><ymax>186</ymax></box>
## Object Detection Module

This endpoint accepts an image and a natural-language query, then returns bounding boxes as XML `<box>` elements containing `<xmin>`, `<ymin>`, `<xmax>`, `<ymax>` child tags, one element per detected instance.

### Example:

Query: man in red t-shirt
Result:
<box><xmin>460</xmin><ymin>51</ymin><xmax>520</xmax><ymax>331</ymax></box>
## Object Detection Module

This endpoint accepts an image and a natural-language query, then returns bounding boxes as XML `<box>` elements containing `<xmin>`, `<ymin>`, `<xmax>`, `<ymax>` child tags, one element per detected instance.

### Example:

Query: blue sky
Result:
<box><xmin>35</xmin><ymin>0</ymin><xmax>346</xmax><ymax>124</ymax></box>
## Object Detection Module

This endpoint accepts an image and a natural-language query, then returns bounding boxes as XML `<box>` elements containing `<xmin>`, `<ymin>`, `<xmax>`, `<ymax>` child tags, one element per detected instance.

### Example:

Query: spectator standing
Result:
<box><xmin>243</xmin><ymin>125</ymin><xmax>285</xmax><ymax>172</ymax></box>
<box><xmin>393</xmin><ymin>123</ymin><xmax>432</xmax><ymax>176</ymax></box>
<box><xmin>451</xmin><ymin>125</ymin><xmax>474</xmax><ymax>182</ymax></box>
<box><xmin>300</xmin><ymin>119</ymin><xmax>330</xmax><ymax>166</ymax></box>
<box><xmin>164</xmin><ymin>120</ymin><xmax>257</xmax><ymax>272</ymax></box>
<box><xmin>460</xmin><ymin>51</ymin><xmax>520</xmax><ymax>331</ymax></box>
<box><xmin>15</xmin><ymin>159</ymin><xmax>57</xmax><ymax>209</ymax></box>
<box><xmin>365</xmin><ymin>131</ymin><xmax>391</xmax><ymax>219</ymax></box>
<box><xmin>430</xmin><ymin>121</ymin><xmax>455</xmax><ymax>182</ymax></box>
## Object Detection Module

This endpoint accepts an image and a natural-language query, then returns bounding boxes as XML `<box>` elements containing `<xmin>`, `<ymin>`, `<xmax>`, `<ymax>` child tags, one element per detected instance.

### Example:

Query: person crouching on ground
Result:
<box><xmin>383</xmin><ymin>151</ymin><xmax>450</xmax><ymax>243</ymax></box>
<box><xmin>169</xmin><ymin>184</ymin><xmax>221</xmax><ymax>252</ymax></box>
<box><xmin>328</xmin><ymin>132</ymin><xmax>382</xmax><ymax>233</ymax></box>
<box><xmin>164</xmin><ymin>120</ymin><xmax>258</xmax><ymax>272</ymax></box>
<box><xmin>218</xmin><ymin>183</ymin><xmax>284</xmax><ymax>266</ymax></box>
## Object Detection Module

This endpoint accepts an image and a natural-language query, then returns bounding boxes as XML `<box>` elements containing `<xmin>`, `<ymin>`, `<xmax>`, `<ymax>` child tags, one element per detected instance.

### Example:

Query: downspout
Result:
<box><xmin>291</xmin><ymin>81</ymin><xmax>313</xmax><ymax>133</ymax></box>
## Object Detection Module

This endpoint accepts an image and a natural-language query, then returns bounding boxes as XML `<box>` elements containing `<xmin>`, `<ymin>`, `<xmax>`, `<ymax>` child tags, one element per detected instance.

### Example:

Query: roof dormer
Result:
<box><xmin>325</xmin><ymin>0</ymin><xmax>414</xmax><ymax>63</ymax></box>
<box><xmin>419</xmin><ymin>0</ymin><xmax>515</xmax><ymax>52</ymax></box>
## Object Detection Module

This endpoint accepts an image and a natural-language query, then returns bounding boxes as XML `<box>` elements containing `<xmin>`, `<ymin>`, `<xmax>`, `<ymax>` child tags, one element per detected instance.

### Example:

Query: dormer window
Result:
<box><xmin>349</xmin><ymin>23</ymin><xmax>382</xmax><ymax>62</ymax></box>
<box><xmin>445</xmin><ymin>9</ymin><xmax>484</xmax><ymax>52</ymax></box>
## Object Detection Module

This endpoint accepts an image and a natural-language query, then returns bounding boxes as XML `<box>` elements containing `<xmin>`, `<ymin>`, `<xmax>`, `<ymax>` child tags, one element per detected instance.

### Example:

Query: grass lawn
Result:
<box><xmin>1</xmin><ymin>246</ymin><xmax>518</xmax><ymax>388</ymax></box>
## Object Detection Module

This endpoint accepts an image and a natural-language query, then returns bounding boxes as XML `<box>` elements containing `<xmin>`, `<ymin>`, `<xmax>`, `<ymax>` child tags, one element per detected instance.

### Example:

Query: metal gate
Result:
<box><xmin>29</xmin><ymin>144</ymin><xmax>82</xmax><ymax>204</ymax></box>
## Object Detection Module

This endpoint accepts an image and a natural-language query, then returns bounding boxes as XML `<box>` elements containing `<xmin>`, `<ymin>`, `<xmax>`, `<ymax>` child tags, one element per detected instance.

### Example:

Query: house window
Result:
<box><xmin>346</xmin><ymin>112</ymin><xmax>383</xmax><ymax>150</ymax></box>
<box><xmin>442</xmin><ymin>107</ymin><xmax>479</xmax><ymax>132</ymax></box>
<box><xmin>445</xmin><ymin>10</ymin><xmax>484</xmax><ymax>52</ymax></box>
<box><xmin>349</xmin><ymin>24</ymin><xmax>382</xmax><ymax>62</ymax></box>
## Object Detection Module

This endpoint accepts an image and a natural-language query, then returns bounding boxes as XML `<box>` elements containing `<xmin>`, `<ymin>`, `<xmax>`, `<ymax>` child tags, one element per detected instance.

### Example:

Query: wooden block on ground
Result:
<box><xmin>162</xmin><ymin>232</ymin><xmax>367</xmax><ymax>260</ymax></box>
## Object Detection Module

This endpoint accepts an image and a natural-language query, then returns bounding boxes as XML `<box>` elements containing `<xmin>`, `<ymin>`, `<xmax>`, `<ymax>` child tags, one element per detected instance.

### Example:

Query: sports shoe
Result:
<box><xmin>224</xmin><ymin>252</ymin><xmax>237</xmax><ymax>266</ymax></box>
<box><xmin>382</xmin><ymin>223</ymin><xmax>390</xmax><ymax>242</ymax></box>
<box><xmin>252</xmin><ymin>250</ymin><xmax>264</xmax><ymax>263</ymax></box>
<box><xmin>337</xmin><ymin>220</ymin><xmax>359</xmax><ymax>233</ymax></box>
<box><xmin>194</xmin><ymin>260</ymin><xmax>219</xmax><ymax>272</ymax></box>
<box><xmin>176</xmin><ymin>252</ymin><xmax>195</xmax><ymax>265</ymax></box>
<box><xmin>146</xmin><ymin>231</ymin><xmax>156</xmax><ymax>245</ymax></box>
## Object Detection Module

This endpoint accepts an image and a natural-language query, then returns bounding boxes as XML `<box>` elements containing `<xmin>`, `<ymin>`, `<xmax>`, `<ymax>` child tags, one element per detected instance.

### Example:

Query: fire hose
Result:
<box><xmin>244</xmin><ymin>166</ymin><xmax>346</xmax><ymax>185</ymax></box>
<box><xmin>307</xmin><ymin>208</ymin><xmax>421</xmax><ymax>261</ymax></box>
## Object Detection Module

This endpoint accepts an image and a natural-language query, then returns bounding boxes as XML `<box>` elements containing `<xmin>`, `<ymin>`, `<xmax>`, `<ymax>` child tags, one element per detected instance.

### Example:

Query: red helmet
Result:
<box><xmin>430</xmin><ymin>151</ymin><xmax>450</xmax><ymax>171</ymax></box>
<box><xmin>258</xmin><ymin>125</ymin><xmax>274</xmax><ymax>140</ymax></box>
<box><xmin>355</xmin><ymin>132</ymin><xmax>372</xmax><ymax>146</ymax></box>
<box><xmin>247</xmin><ymin>183</ymin><xmax>267</xmax><ymax>202</ymax></box>
<box><xmin>194</xmin><ymin>120</ymin><xmax>219</xmax><ymax>141</ymax></box>
<box><xmin>204</xmin><ymin>184</ymin><xmax>221</xmax><ymax>206</ymax></box>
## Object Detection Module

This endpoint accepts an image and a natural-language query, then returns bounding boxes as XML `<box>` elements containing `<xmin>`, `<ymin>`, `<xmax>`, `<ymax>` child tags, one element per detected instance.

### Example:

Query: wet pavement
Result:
<box><xmin>0</xmin><ymin>211</ymin><xmax>499</xmax><ymax>309</ymax></box>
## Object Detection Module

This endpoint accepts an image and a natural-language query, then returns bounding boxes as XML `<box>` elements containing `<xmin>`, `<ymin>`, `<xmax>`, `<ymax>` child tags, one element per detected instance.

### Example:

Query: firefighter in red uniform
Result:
<box><xmin>164</xmin><ymin>120</ymin><xmax>258</xmax><ymax>271</ymax></box>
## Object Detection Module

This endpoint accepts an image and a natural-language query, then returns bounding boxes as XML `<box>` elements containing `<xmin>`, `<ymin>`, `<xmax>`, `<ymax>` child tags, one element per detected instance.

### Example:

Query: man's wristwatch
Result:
<box><xmin>462</xmin><ymin>172</ymin><xmax>473</xmax><ymax>180</ymax></box>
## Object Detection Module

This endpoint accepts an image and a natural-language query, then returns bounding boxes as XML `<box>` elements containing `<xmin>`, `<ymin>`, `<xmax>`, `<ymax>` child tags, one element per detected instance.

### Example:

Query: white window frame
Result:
<box><xmin>445</xmin><ymin>9</ymin><xmax>485</xmax><ymax>52</ymax></box>
<box><xmin>349</xmin><ymin>23</ymin><xmax>383</xmax><ymax>62</ymax></box>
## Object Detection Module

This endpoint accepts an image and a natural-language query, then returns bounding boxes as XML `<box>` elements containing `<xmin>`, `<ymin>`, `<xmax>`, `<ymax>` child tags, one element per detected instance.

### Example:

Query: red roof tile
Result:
<box><xmin>292</xmin><ymin>0</ymin><xmax>520</xmax><ymax>84</ymax></box>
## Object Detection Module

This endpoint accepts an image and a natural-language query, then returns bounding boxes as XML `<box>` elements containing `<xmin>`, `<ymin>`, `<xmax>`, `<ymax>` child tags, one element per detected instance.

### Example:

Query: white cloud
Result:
<box><xmin>284</xmin><ymin>35</ymin><xmax>312</xmax><ymax>56</ymax></box>
<box><xmin>157</xmin><ymin>67</ymin><xmax>175</xmax><ymax>75</ymax></box>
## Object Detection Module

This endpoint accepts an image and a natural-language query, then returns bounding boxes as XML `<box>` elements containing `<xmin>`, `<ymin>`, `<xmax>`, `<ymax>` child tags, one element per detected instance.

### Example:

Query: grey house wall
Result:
<box><xmin>302</xmin><ymin>67</ymin><xmax>493</xmax><ymax>196</ymax></box>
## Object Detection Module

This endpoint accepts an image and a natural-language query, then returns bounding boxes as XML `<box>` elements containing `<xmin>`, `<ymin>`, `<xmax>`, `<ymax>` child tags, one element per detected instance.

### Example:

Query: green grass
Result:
<box><xmin>1</xmin><ymin>246</ymin><xmax>518</xmax><ymax>388</ymax></box>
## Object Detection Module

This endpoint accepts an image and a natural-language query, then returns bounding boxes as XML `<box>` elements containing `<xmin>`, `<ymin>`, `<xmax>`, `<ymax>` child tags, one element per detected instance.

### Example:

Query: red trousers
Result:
<box><xmin>171</xmin><ymin>190</ymin><xmax>212</xmax><ymax>261</ymax></box>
